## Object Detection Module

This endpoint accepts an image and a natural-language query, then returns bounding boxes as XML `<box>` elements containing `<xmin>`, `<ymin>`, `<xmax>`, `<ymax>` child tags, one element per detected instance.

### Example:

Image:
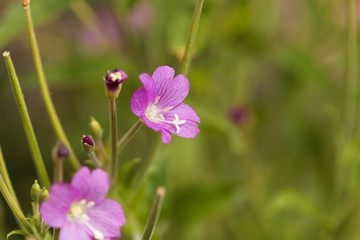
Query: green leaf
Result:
<box><xmin>7</xmin><ymin>229</ymin><xmax>27</xmax><ymax>239</ymax></box>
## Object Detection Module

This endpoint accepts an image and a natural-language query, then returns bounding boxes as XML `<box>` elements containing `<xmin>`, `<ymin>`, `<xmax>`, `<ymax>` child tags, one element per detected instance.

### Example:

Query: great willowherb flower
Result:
<box><xmin>131</xmin><ymin>66</ymin><xmax>200</xmax><ymax>144</ymax></box>
<box><xmin>40</xmin><ymin>167</ymin><xmax>125</xmax><ymax>240</ymax></box>
<box><xmin>105</xmin><ymin>69</ymin><xmax>127</xmax><ymax>99</ymax></box>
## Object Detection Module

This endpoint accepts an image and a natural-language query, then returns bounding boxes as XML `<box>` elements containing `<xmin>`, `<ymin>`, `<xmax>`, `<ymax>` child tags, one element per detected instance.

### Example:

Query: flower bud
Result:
<box><xmin>39</xmin><ymin>187</ymin><xmax>49</xmax><ymax>204</ymax></box>
<box><xmin>81</xmin><ymin>135</ymin><xmax>95</xmax><ymax>153</ymax></box>
<box><xmin>90</xmin><ymin>117</ymin><xmax>103</xmax><ymax>139</ymax></box>
<box><xmin>104</xmin><ymin>69</ymin><xmax>127</xmax><ymax>99</ymax></box>
<box><xmin>20</xmin><ymin>0</ymin><xmax>30</xmax><ymax>7</ymax></box>
<box><xmin>52</xmin><ymin>142</ymin><xmax>70</xmax><ymax>160</ymax></box>
<box><xmin>30</xmin><ymin>180</ymin><xmax>40</xmax><ymax>202</ymax></box>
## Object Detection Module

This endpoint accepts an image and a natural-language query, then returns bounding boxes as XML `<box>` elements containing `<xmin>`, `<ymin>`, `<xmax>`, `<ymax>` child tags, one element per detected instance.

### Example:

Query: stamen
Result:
<box><xmin>163</xmin><ymin>106</ymin><xmax>174</xmax><ymax>113</ymax></box>
<box><xmin>154</xmin><ymin>96</ymin><xmax>160</xmax><ymax>104</ymax></box>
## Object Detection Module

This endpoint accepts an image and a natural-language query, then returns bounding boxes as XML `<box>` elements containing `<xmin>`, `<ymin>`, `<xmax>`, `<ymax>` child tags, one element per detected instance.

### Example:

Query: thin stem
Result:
<box><xmin>0</xmin><ymin>174</ymin><xmax>32</xmax><ymax>233</ymax></box>
<box><xmin>89</xmin><ymin>151</ymin><xmax>102</xmax><ymax>167</ymax></box>
<box><xmin>96</xmin><ymin>138</ymin><xmax>107</xmax><ymax>163</ymax></box>
<box><xmin>109</xmin><ymin>99</ymin><xmax>118</xmax><ymax>181</ymax></box>
<box><xmin>117</xmin><ymin>119</ymin><xmax>143</xmax><ymax>153</ymax></box>
<box><xmin>23</xmin><ymin>5</ymin><xmax>81</xmax><ymax>170</ymax></box>
<box><xmin>54</xmin><ymin>157</ymin><xmax>63</xmax><ymax>183</ymax></box>
<box><xmin>0</xmin><ymin>147</ymin><xmax>20</xmax><ymax>207</ymax></box>
<box><xmin>129</xmin><ymin>134</ymin><xmax>162</xmax><ymax>202</ymax></box>
<box><xmin>343</xmin><ymin>0</ymin><xmax>358</xmax><ymax>141</ymax></box>
<box><xmin>141</xmin><ymin>187</ymin><xmax>166</xmax><ymax>240</ymax></box>
<box><xmin>32</xmin><ymin>201</ymin><xmax>39</xmax><ymax>219</ymax></box>
<box><xmin>180</xmin><ymin>0</ymin><xmax>205</xmax><ymax>75</ymax></box>
<box><xmin>3</xmin><ymin>52</ymin><xmax>51</xmax><ymax>189</ymax></box>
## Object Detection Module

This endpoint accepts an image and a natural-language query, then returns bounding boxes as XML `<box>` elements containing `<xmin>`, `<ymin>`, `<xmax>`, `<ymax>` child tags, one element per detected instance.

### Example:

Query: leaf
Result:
<box><xmin>7</xmin><ymin>229</ymin><xmax>27</xmax><ymax>239</ymax></box>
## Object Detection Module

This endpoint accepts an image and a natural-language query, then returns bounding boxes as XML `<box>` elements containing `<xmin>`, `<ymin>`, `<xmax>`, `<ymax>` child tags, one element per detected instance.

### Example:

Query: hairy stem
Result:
<box><xmin>3</xmin><ymin>52</ymin><xmax>51</xmax><ymax>189</ymax></box>
<box><xmin>23</xmin><ymin>5</ymin><xmax>81</xmax><ymax>170</ymax></box>
<box><xmin>141</xmin><ymin>187</ymin><xmax>166</xmax><ymax>240</ymax></box>
<box><xmin>0</xmin><ymin>147</ymin><xmax>20</xmax><ymax>207</ymax></box>
<box><xmin>180</xmin><ymin>0</ymin><xmax>205</xmax><ymax>75</ymax></box>
<box><xmin>0</xmin><ymin>174</ymin><xmax>31</xmax><ymax>233</ymax></box>
<box><xmin>109</xmin><ymin>99</ymin><xmax>118</xmax><ymax>181</ymax></box>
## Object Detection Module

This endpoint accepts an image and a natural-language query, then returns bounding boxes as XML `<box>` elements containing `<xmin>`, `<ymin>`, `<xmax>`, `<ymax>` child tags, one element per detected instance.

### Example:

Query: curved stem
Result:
<box><xmin>0</xmin><ymin>174</ymin><xmax>32</xmax><ymax>233</ymax></box>
<box><xmin>141</xmin><ymin>187</ymin><xmax>166</xmax><ymax>240</ymax></box>
<box><xmin>0</xmin><ymin>147</ymin><xmax>20</xmax><ymax>207</ymax></box>
<box><xmin>3</xmin><ymin>52</ymin><xmax>51</xmax><ymax>189</ymax></box>
<box><xmin>180</xmin><ymin>0</ymin><xmax>205</xmax><ymax>75</ymax></box>
<box><xmin>23</xmin><ymin>5</ymin><xmax>81</xmax><ymax>170</ymax></box>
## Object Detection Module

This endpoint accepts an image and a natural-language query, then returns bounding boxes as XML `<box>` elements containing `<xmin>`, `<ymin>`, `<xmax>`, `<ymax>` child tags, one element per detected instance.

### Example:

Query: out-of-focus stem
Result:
<box><xmin>89</xmin><ymin>151</ymin><xmax>102</xmax><ymax>167</ymax></box>
<box><xmin>23</xmin><ymin>5</ymin><xmax>81</xmax><ymax>170</ymax></box>
<box><xmin>180</xmin><ymin>0</ymin><xmax>205</xmax><ymax>75</ymax></box>
<box><xmin>0</xmin><ymin>174</ymin><xmax>31</xmax><ymax>233</ymax></box>
<box><xmin>96</xmin><ymin>138</ymin><xmax>107</xmax><ymax>162</ymax></box>
<box><xmin>141</xmin><ymin>187</ymin><xmax>166</xmax><ymax>240</ymax></box>
<box><xmin>343</xmin><ymin>0</ymin><xmax>357</xmax><ymax>141</ymax></box>
<box><xmin>0</xmin><ymin>147</ymin><xmax>20</xmax><ymax>207</ymax></box>
<box><xmin>54</xmin><ymin>157</ymin><xmax>63</xmax><ymax>183</ymax></box>
<box><xmin>117</xmin><ymin>119</ymin><xmax>143</xmax><ymax>153</ymax></box>
<box><xmin>3</xmin><ymin>52</ymin><xmax>51</xmax><ymax>189</ymax></box>
<box><xmin>109</xmin><ymin>99</ymin><xmax>118</xmax><ymax>181</ymax></box>
<box><xmin>129</xmin><ymin>134</ymin><xmax>162</xmax><ymax>202</ymax></box>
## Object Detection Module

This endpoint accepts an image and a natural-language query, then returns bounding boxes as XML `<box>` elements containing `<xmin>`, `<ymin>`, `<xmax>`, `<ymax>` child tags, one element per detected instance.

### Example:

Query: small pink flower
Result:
<box><xmin>40</xmin><ymin>167</ymin><xmax>125</xmax><ymax>240</ymax></box>
<box><xmin>131</xmin><ymin>66</ymin><xmax>200</xmax><ymax>144</ymax></box>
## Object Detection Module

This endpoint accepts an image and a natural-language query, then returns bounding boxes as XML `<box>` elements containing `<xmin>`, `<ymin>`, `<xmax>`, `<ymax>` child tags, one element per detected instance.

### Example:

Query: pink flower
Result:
<box><xmin>131</xmin><ymin>66</ymin><xmax>200</xmax><ymax>144</ymax></box>
<box><xmin>40</xmin><ymin>167</ymin><xmax>125</xmax><ymax>240</ymax></box>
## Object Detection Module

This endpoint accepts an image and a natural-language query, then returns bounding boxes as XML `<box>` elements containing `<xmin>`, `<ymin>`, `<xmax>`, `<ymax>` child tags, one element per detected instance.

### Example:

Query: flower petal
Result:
<box><xmin>139</xmin><ymin>73</ymin><xmax>157</xmax><ymax>103</ymax></box>
<box><xmin>156</xmin><ymin>73</ymin><xmax>190</xmax><ymax>108</ymax></box>
<box><xmin>161</xmin><ymin>129</ymin><xmax>172</xmax><ymax>144</ymax></box>
<box><xmin>71</xmin><ymin>167</ymin><xmax>110</xmax><ymax>202</ymax></box>
<box><xmin>131</xmin><ymin>88</ymin><xmax>148</xmax><ymax>118</ymax></box>
<box><xmin>162</xmin><ymin>120</ymin><xmax>200</xmax><ymax>139</ymax></box>
<box><xmin>152</xmin><ymin>66</ymin><xmax>175</xmax><ymax>96</ymax></box>
<box><xmin>142</xmin><ymin>114</ymin><xmax>162</xmax><ymax>132</ymax></box>
<box><xmin>87</xmin><ymin>199</ymin><xmax>126</xmax><ymax>239</ymax></box>
<box><xmin>59</xmin><ymin>222</ymin><xmax>90</xmax><ymax>240</ymax></box>
<box><xmin>163</xmin><ymin>103</ymin><xmax>200</xmax><ymax>123</ymax></box>
<box><xmin>40</xmin><ymin>184</ymin><xmax>78</xmax><ymax>228</ymax></box>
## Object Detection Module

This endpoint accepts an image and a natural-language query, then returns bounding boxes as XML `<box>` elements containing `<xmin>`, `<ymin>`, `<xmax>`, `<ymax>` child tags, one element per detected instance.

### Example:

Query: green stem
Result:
<box><xmin>0</xmin><ymin>147</ymin><xmax>20</xmax><ymax>207</ymax></box>
<box><xmin>117</xmin><ymin>119</ymin><xmax>143</xmax><ymax>153</ymax></box>
<box><xmin>23</xmin><ymin>5</ymin><xmax>81</xmax><ymax>170</ymax></box>
<box><xmin>3</xmin><ymin>52</ymin><xmax>51</xmax><ymax>189</ymax></box>
<box><xmin>54</xmin><ymin>157</ymin><xmax>63</xmax><ymax>183</ymax></box>
<box><xmin>141</xmin><ymin>187</ymin><xmax>166</xmax><ymax>240</ymax></box>
<box><xmin>180</xmin><ymin>0</ymin><xmax>205</xmax><ymax>75</ymax></box>
<box><xmin>109</xmin><ymin>99</ymin><xmax>118</xmax><ymax>181</ymax></box>
<box><xmin>0</xmin><ymin>174</ymin><xmax>32</xmax><ymax>233</ymax></box>
<box><xmin>343</xmin><ymin>0</ymin><xmax>357</xmax><ymax>141</ymax></box>
<box><xmin>129</xmin><ymin>134</ymin><xmax>162</xmax><ymax>202</ymax></box>
<box><xmin>89</xmin><ymin>151</ymin><xmax>102</xmax><ymax>167</ymax></box>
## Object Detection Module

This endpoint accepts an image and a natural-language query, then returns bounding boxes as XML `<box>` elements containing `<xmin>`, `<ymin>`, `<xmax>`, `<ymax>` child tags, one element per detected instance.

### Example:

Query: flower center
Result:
<box><xmin>145</xmin><ymin>96</ymin><xmax>186</xmax><ymax>133</ymax></box>
<box><xmin>68</xmin><ymin>199</ymin><xmax>104</xmax><ymax>240</ymax></box>
<box><xmin>109</xmin><ymin>72</ymin><xmax>123</xmax><ymax>82</ymax></box>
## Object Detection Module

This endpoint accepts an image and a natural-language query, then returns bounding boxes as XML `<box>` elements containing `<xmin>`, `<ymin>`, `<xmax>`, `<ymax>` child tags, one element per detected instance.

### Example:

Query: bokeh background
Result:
<box><xmin>0</xmin><ymin>0</ymin><xmax>358</xmax><ymax>239</ymax></box>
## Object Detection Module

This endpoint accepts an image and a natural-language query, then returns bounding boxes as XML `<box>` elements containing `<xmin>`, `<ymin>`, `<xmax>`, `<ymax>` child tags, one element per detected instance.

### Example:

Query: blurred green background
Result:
<box><xmin>0</xmin><ymin>0</ymin><xmax>359</xmax><ymax>239</ymax></box>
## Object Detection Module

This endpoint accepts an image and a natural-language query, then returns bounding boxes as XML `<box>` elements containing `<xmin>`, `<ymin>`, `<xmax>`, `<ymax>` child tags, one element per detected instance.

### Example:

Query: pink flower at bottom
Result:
<box><xmin>131</xmin><ymin>66</ymin><xmax>200</xmax><ymax>144</ymax></box>
<box><xmin>40</xmin><ymin>167</ymin><xmax>125</xmax><ymax>240</ymax></box>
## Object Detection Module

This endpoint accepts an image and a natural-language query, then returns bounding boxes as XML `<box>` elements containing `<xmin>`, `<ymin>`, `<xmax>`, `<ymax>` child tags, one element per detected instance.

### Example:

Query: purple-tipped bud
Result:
<box><xmin>82</xmin><ymin>135</ymin><xmax>95</xmax><ymax>153</ymax></box>
<box><xmin>228</xmin><ymin>106</ymin><xmax>247</xmax><ymax>125</ymax></box>
<box><xmin>104</xmin><ymin>69</ymin><xmax>127</xmax><ymax>99</ymax></box>
<box><xmin>56</xmin><ymin>143</ymin><xmax>70</xmax><ymax>159</ymax></box>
